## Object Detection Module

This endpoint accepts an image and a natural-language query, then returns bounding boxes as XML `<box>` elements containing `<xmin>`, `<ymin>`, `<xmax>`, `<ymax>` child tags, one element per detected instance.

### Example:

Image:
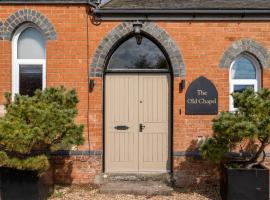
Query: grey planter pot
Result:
<box><xmin>220</xmin><ymin>163</ymin><xmax>269</xmax><ymax>200</ymax></box>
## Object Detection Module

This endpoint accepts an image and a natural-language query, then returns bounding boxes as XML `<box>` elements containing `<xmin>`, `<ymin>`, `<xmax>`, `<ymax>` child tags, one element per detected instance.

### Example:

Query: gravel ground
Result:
<box><xmin>49</xmin><ymin>184</ymin><xmax>221</xmax><ymax>200</ymax></box>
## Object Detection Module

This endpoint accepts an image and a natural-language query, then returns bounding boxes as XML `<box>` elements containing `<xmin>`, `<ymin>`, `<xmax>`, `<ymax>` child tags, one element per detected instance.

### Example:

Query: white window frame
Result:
<box><xmin>12</xmin><ymin>23</ymin><xmax>46</xmax><ymax>98</ymax></box>
<box><xmin>229</xmin><ymin>54</ymin><xmax>261</xmax><ymax>111</ymax></box>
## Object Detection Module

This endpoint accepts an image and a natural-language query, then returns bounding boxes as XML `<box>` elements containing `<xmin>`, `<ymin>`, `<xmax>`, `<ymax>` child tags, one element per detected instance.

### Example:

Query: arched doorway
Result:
<box><xmin>104</xmin><ymin>34</ymin><xmax>172</xmax><ymax>173</ymax></box>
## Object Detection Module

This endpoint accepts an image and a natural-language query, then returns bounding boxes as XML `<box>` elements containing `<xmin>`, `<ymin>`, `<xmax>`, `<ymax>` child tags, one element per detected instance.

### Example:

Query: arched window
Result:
<box><xmin>230</xmin><ymin>54</ymin><xmax>261</xmax><ymax>111</ymax></box>
<box><xmin>107</xmin><ymin>35</ymin><xmax>169</xmax><ymax>71</ymax></box>
<box><xmin>12</xmin><ymin>24</ymin><xmax>46</xmax><ymax>97</ymax></box>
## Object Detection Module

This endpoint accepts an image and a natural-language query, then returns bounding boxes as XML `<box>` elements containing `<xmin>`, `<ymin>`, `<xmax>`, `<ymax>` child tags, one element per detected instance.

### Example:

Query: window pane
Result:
<box><xmin>234</xmin><ymin>85</ymin><xmax>254</xmax><ymax>93</ymax></box>
<box><xmin>19</xmin><ymin>65</ymin><xmax>42</xmax><ymax>96</ymax></box>
<box><xmin>107</xmin><ymin>36</ymin><xmax>169</xmax><ymax>70</ymax></box>
<box><xmin>231</xmin><ymin>57</ymin><xmax>256</xmax><ymax>79</ymax></box>
<box><xmin>18</xmin><ymin>28</ymin><xmax>45</xmax><ymax>59</ymax></box>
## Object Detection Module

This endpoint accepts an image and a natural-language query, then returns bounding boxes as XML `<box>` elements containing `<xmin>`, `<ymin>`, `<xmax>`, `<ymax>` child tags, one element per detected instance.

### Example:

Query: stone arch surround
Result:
<box><xmin>219</xmin><ymin>38</ymin><xmax>270</xmax><ymax>69</ymax></box>
<box><xmin>0</xmin><ymin>9</ymin><xmax>56</xmax><ymax>41</ymax></box>
<box><xmin>90</xmin><ymin>21</ymin><xmax>186</xmax><ymax>77</ymax></box>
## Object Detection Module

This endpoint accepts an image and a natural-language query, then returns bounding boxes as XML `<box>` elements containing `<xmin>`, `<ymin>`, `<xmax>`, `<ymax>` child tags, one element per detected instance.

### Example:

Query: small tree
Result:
<box><xmin>0</xmin><ymin>87</ymin><xmax>84</xmax><ymax>173</ymax></box>
<box><xmin>201</xmin><ymin>88</ymin><xmax>270</xmax><ymax>168</ymax></box>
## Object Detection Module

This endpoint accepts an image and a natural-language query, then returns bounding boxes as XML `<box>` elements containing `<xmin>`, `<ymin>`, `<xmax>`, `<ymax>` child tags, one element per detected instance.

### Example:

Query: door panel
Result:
<box><xmin>105</xmin><ymin>74</ymin><xmax>139</xmax><ymax>172</ymax></box>
<box><xmin>138</xmin><ymin>74</ymin><xmax>170</xmax><ymax>171</ymax></box>
<box><xmin>105</xmin><ymin>73</ymin><xmax>170</xmax><ymax>172</ymax></box>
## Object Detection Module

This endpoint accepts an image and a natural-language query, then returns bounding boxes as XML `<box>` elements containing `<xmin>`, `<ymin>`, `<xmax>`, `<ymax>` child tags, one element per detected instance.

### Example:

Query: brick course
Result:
<box><xmin>1</xmin><ymin>4</ymin><xmax>270</xmax><ymax>184</ymax></box>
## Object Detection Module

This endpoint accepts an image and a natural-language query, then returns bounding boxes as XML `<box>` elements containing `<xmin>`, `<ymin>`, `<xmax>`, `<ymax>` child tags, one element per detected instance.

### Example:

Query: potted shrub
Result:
<box><xmin>201</xmin><ymin>88</ymin><xmax>270</xmax><ymax>200</ymax></box>
<box><xmin>0</xmin><ymin>86</ymin><xmax>84</xmax><ymax>200</ymax></box>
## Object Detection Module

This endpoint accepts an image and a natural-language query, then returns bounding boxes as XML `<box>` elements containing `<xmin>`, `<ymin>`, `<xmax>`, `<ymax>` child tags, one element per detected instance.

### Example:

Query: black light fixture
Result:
<box><xmin>133</xmin><ymin>21</ymin><xmax>143</xmax><ymax>45</ymax></box>
<box><xmin>179</xmin><ymin>80</ymin><xmax>186</xmax><ymax>92</ymax></box>
<box><xmin>135</xmin><ymin>35</ymin><xmax>143</xmax><ymax>45</ymax></box>
<box><xmin>89</xmin><ymin>79</ymin><xmax>95</xmax><ymax>92</ymax></box>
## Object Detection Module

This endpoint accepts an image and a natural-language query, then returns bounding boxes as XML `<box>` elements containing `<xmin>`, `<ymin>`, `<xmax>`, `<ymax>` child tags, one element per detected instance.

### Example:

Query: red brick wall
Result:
<box><xmin>159</xmin><ymin>22</ymin><xmax>270</xmax><ymax>152</ymax></box>
<box><xmin>88</xmin><ymin>21</ymin><xmax>270</xmax><ymax>153</ymax></box>
<box><xmin>1</xmin><ymin>4</ymin><xmax>270</xmax><ymax>184</ymax></box>
<box><xmin>53</xmin><ymin>155</ymin><xmax>102</xmax><ymax>184</ymax></box>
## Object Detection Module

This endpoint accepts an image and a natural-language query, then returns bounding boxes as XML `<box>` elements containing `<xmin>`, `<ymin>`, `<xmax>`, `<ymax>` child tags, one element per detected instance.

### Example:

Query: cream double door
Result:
<box><xmin>105</xmin><ymin>73</ymin><xmax>170</xmax><ymax>172</ymax></box>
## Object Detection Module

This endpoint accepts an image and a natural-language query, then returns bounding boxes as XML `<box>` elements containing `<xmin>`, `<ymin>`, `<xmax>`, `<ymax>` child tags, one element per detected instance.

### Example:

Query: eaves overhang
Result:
<box><xmin>94</xmin><ymin>9</ymin><xmax>270</xmax><ymax>21</ymax></box>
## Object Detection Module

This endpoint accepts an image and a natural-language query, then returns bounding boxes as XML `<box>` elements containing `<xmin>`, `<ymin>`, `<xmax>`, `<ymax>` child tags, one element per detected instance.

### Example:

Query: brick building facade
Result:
<box><xmin>1</xmin><ymin>0</ymin><xmax>270</xmax><ymax>185</ymax></box>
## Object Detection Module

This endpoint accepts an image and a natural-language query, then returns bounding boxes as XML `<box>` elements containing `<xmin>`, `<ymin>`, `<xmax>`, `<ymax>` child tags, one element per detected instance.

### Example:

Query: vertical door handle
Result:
<box><xmin>139</xmin><ymin>124</ymin><xmax>146</xmax><ymax>132</ymax></box>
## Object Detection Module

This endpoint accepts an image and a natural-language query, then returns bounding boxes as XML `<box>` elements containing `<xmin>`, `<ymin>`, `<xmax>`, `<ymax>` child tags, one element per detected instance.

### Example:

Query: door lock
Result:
<box><xmin>139</xmin><ymin>124</ymin><xmax>146</xmax><ymax>132</ymax></box>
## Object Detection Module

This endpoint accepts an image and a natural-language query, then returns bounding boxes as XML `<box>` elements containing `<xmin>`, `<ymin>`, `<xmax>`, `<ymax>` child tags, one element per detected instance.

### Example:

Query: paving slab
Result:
<box><xmin>99</xmin><ymin>181</ymin><xmax>173</xmax><ymax>196</ymax></box>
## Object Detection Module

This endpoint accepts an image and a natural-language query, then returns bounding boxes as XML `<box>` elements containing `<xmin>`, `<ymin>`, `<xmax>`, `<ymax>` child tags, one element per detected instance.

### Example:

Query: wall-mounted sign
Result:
<box><xmin>185</xmin><ymin>76</ymin><xmax>218</xmax><ymax>115</ymax></box>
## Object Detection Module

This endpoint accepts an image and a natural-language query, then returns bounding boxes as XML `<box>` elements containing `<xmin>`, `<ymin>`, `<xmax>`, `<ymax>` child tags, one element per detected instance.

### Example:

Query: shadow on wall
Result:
<box><xmin>51</xmin><ymin>153</ymin><xmax>103</xmax><ymax>185</ymax></box>
<box><xmin>52</xmin><ymin>156</ymin><xmax>74</xmax><ymax>185</ymax></box>
<box><xmin>173</xmin><ymin>140</ymin><xmax>220</xmax><ymax>199</ymax></box>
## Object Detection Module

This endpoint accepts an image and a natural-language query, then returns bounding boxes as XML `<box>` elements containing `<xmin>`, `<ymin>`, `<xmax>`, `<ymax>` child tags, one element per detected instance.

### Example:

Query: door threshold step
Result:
<box><xmin>99</xmin><ymin>180</ymin><xmax>173</xmax><ymax>196</ymax></box>
<box><xmin>95</xmin><ymin>173</ymin><xmax>172</xmax><ymax>184</ymax></box>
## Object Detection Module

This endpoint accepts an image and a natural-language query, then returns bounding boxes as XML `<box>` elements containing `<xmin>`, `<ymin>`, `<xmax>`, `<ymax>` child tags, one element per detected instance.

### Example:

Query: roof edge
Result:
<box><xmin>0</xmin><ymin>0</ymin><xmax>97</xmax><ymax>4</ymax></box>
<box><xmin>95</xmin><ymin>9</ymin><xmax>270</xmax><ymax>14</ymax></box>
<box><xmin>93</xmin><ymin>9</ymin><xmax>270</xmax><ymax>21</ymax></box>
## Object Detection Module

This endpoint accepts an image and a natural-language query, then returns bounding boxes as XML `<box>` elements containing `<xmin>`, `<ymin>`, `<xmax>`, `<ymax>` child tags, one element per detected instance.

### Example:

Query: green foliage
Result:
<box><xmin>201</xmin><ymin>88</ymin><xmax>270</xmax><ymax>167</ymax></box>
<box><xmin>0</xmin><ymin>87</ymin><xmax>84</xmax><ymax>173</ymax></box>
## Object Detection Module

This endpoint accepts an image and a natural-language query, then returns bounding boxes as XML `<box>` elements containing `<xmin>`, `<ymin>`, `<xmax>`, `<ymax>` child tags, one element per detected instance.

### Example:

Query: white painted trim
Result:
<box><xmin>12</xmin><ymin>23</ymin><xmax>46</xmax><ymax>98</ymax></box>
<box><xmin>229</xmin><ymin>54</ymin><xmax>261</xmax><ymax>111</ymax></box>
